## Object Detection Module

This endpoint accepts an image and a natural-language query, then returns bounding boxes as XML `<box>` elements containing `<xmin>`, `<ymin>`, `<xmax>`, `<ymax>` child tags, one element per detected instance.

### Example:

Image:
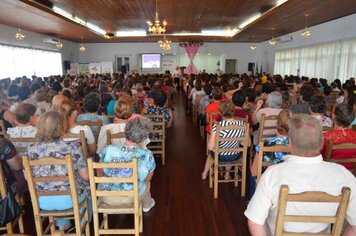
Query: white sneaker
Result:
<box><xmin>143</xmin><ymin>199</ymin><xmax>155</xmax><ymax>213</ymax></box>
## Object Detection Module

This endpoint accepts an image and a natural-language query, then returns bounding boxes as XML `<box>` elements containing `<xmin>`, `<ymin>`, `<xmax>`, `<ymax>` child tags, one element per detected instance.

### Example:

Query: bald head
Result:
<box><xmin>52</xmin><ymin>94</ymin><xmax>69</xmax><ymax>112</ymax></box>
<box><xmin>288</xmin><ymin>114</ymin><xmax>323</xmax><ymax>156</ymax></box>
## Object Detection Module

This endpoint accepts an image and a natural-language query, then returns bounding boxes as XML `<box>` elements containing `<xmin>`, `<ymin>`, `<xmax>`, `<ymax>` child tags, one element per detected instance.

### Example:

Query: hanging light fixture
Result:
<box><xmin>15</xmin><ymin>29</ymin><xmax>25</xmax><ymax>41</ymax></box>
<box><xmin>250</xmin><ymin>44</ymin><xmax>257</xmax><ymax>50</ymax></box>
<box><xmin>79</xmin><ymin>37</ymin><xmax>86</xmax><ymax>52</ymax></box>
<box><xmin>56</xmin><ymin>39</ymin><xmax>63</xmax><ymax>49</ymax></box>
<box><xmin>147</xmin><ymin>0</ymin><xmax>167</xmax><ymax>34</ymax></box>
<box><xmin>104</xmin><ymin>32</ymin><xmax>115</xmax><ymax>39</ymax></box>
<box><xmin>301</xmin><ymin>14</ymin><xmax>311</xmax><ymax>38</ymax></box>
<box><xmin>158</xmin><ymin>34</ymin><xmax>171</xmax><ymax>50</ymax></box>
<box><xmin>269</xmin><ymin>28</ymin><xmax>277</xmax><ymax>46</ymax></box>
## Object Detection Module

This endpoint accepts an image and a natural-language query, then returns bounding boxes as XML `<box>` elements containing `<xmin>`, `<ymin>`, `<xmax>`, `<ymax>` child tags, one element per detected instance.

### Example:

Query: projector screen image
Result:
<box><xmin>141</xmin><ymin>54</ymin><xmax>161</xmax><ymax>69</ymax></box>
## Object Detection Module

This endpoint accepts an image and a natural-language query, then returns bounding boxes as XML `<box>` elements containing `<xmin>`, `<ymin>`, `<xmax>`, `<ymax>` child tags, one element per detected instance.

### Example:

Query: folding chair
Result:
<box><xmin>275</xmin><ymin>185</ymin><xmax>350</xmax><ymax>236</ymax></box>
<box><xmin>23</xmin><ymin>154</ymin><xmax>90</xmax><ymax>236</ymax></box>
<box><xmin>88</xmin><ymin>158</ymin><xmax>142</xmax><ymax>236</ymax></box>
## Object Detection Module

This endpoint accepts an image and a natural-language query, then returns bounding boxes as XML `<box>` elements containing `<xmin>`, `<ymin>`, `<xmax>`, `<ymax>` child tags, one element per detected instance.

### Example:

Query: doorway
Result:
<box><xmin>225</xmin><ymin>59</ymin><xmax>237</xmax><ymax>74</ymax></box>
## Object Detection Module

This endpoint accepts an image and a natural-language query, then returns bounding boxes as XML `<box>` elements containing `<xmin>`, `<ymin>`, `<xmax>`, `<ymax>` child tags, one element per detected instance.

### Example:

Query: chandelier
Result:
<box><xmin>158</xmin><ymin>35</ymin><xmax>171</xmax><ymax>50</ymax></box>
<box><xmin>269</xmin><ymin>28</ymin><xmax>277</xmax><ymax>46</ymax></box>
<box><xmin>146</xmin><ymin>0</ymin><xmax>167</xmax><ymax>34</ymax></box>
<box><xmin>56</xmin><ymin>39</ymin><xmax>63</xmax><ymax>49</ymax></box>
<box><xmin>301</xmin><ymin>14</ymin><xmax>311</xmax><ymax>38</ymax></box>
<box><xmin>15</xmin><ymin>29</ymin><xmax>25</xmax><ymax>41</ymax></box>
<box><xmin>250</xmin><ymin>44</ymin><xmax>257</xmax><ymax>50</ymax></box>
<box><xmin>79</xmin><ymin>37</ymin><xmax>86</xmax><ymax>52</ymax></box>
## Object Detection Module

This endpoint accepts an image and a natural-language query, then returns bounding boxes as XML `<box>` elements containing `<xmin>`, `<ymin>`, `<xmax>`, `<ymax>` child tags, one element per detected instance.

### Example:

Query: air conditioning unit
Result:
<box><xmin>42</xmin><ymin>37</ymin><xmax>60</xmax><ymax>44</ymax></box>
<box><xmin>276</xmin><ymin>36</ymin><xmax>293</xmax><ymax>43</ymax></box>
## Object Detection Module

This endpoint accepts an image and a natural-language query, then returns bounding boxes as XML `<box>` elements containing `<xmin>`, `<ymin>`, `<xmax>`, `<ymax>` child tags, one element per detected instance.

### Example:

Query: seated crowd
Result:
<box><xmin>0</xmin><ymin>71</ymin><xmax>356</xmax><ymax>235</ymax></box>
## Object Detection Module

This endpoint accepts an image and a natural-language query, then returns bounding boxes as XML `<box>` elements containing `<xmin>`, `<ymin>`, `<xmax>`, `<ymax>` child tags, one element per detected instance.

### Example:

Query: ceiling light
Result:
<box><xmin>79</xmin><ymin>37</ymin><xmax>85</xmax><ymax>52</ymax></box>
<box><xmin>56</xmin><ymin>39</ymin><xmax>63</xmax><ymax>49</ymax></box>
<box><xmin>115</xmin><ymin>30</ymin><xmax>147</xmax><ymax>37</ymax></box>
<box><xmin>301</xmin><ymin>14</ymin><xmax>311</xmax><ymax>38</ymax></box>
<box><xmin>276</xmin><ymin>0</ymin><xmax>288</xmax><ymax>6</ymax></box>
<box><xmin>208</xmin><ymin>53</ymin><xmax>211</xmax><ymax>56</ymax></box>
<box><xmin>269</xmin><ymin>28</ymin><xmax>277</xmax><ymax>46</ymax></box>
<box><xmin>147</xmin><ymin>0</ymin><xmax>167</xmax><ymax>34</ymax></box>
<box><xmin>238</xmin><ymin>13</ymin><xmax>261</xmax><ymax>29</ymax></box>
<box><xmin>158</xmin><ymin>34</ymin><xmax>171</xmax><ymax>50</ymax></box>
<box><xmin>15</xmin><ymin>29</ymin><xmax>25</xmax><ymax>41</ymax></box>
<box><xmin>104</xmin><ymin>32</ymin><xmax>115</xmax><ymax>39</ymax></box>
<box><xmin>250</xmin><ymin>44</ymin><xmax>257</xmax><ymax>50</ymax></box>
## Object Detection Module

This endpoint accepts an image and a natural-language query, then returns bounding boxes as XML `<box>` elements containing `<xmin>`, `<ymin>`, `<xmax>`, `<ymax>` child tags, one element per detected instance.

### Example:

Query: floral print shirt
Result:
<box><xmin>255</xmin><ymin>137</ymin><xmax>289</xmax><ymax>164</ymax></box>
<box><xmin>99</xmin><ymin>144</ymin><xmax>156</xmax><ymax>194</ymax></box>
<box><xmin>25</xmin><ymin>140</ymin><xmax>89</xmax><ymax>197</ymax></box>
<box><xmin>144</xmin><ymin>106</ymin><xmax>170</xmax><ymax>140</ymax></box>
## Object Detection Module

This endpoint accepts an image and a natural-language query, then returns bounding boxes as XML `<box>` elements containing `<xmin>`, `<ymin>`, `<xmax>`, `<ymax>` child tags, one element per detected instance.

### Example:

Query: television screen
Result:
<box><xmin>141</xmin><ymin>54</ymin><xmax>161</xmax><ymax>69</ymax></box>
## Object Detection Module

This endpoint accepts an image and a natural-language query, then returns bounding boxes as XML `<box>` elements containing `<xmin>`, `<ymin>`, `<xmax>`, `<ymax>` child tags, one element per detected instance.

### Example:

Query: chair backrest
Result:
<box><xmin>77</xmin><ymin>119</ymin><xmax>103</xmax><ymax>137</ymax></box>
<box><xmin>104</xmin><ymin>115</ymin><xmax>116</xmax><ymax>123</ymax></box>
<box><xmin>233</xmin><ymin>115</ymin><xmax>248</xmax><ymax>123</ymax></box>
<box><xmin>145</xmin><ymin>114</ymin><xmax>166</xmax><ymax>140</ymax></box>
<box><xmin>256</xmin><ymin>141</ymin><xmax>290</xmax><ymax>183</ymax></box>
<box><xmin>87</xmin><ymin>157</ymin><xmax>139</xmax><ymax>213</ymax></box>
<box><xmin>23</xmin><ymin>154</ymin><xmax>80</xmax><ymax>216</ymax></box>
<box><xmin>258</xmin><ymin>114</ymin><xmax>278</xmax><ymax>143</ymax></box>
<box><xmin>62</xmin><ymin>130</ymin><xmax>89</xmax><ymax>159</ymax></box>
<box><xmin>0</xmin><ymin>163</ymin><xmax>7</xmax><ymax>200</ymax></box>
<box><xmin>209</xmin><ymin>112</ymin><xmax>219</xmax><ymax>131</ymax></box>
<box><xmin>324</xmin><ymin>140</ymin><xmax>356</xmax><ymax>175</ymax></box>
<box><xmin>214</xmin><ymin>121</ymin><xmax>250</xmax><ymax>159</ymax></box>
<box><xmin>6</xmin><ymin>136</ymin><xmax>39</xmax><ymax>155</ymax></box>
<box><xmin>106</xmin><ymin>130</ymin><xmax>125</xmax><ymax>146</ymax></box>
<box><xmin>0</xmin><ymin>120</ymin><xmax>6</xmax><ymax>136</ymax></box>
<box><xmin>275</xmin><ymin>185</ymin><xmax>351</xmax><ymax>236</ymax></box>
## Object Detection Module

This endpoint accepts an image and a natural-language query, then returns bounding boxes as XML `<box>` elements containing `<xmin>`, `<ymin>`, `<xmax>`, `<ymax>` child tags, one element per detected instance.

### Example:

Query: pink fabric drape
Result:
<box><xmin>185</xmin><ymin>44</ymin><xmax>201</xmax><ymax>75</ymax></box>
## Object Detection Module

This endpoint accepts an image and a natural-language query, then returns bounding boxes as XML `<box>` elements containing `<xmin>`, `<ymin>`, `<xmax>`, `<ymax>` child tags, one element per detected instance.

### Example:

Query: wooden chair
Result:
<box><xmin>88</xmin><ymin>158</ymin><xmax>142</xmax><ymax>236</ymax></box>
<box><xmin>23</xmin><ymin>154</ymin><xmax>90</xmax><ymax>236</ymax></box>
<box><xmin>209</xmin><ymin>122</ymin><xmax>249</xmax><ymax>199</ymax></box>
<box><xmin>145</xmin><ymin>114</ymin><xmax>166</xmax><ymax>165</ymax></box>
<box><xmin>324</xmin><ymin>140</ymin><xmax>356</xmax><ymax>175</ymax></box>
<box><xmin>275</xmin><ymin>185</ymin><xmax>350</xmax><ymax>236</ymax></box>
<box><xmin>63</xmin><ymin>131</ymin><xmax>89</xmax><ymax>159</ymax></box>
<box><xmin>77</xmin><ymin>120</ymin><xmax>103</xmax><ymax>138</ymax></box>
<box><xmin>105</xmin><ymin>130</ymin><xmax>125</xmax><ymax>146</ymax></box>
<box><xmin>6</xmin><ymin>136</ymin><xmax>39</xmax><ymax>156</ymax></box>
<box><xmin>258</xmin><ymin>114</ymin><xmax>278</xmax><ymax>143</ymax></box>
<box><xmin>256</xmin><ymin>141</ymin><xmax>290</xmax><ymax>183</ymax></box>
<box><xmin>0</xmin><ymin>166</ymin><xmax>24</xmax><ymax>234</ymax></box>
<box><xmin>103</xmin><ymin>115</ymin><xmax>116</xmax><ymax>123</ymax></box>
<box><xmin>0</xmin><ymin>119</ymin><xmax>6</xmax><ymax>136</ymax></box>
<box><xmin>206</xmin><ymin>112</ymin><xmax>219</xmax><ymax>156</ymax></box>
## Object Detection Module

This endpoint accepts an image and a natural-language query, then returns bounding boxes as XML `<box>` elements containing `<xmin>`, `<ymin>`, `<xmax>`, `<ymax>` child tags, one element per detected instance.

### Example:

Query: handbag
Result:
<box><xmin>0</xmin><ymin>189</ymin><xmax>21</xmax><ymax>226</ymax></box>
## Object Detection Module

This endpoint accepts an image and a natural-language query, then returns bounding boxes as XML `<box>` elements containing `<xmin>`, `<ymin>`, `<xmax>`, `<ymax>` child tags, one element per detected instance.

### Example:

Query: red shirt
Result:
<box><xmin>205</xmin><ymin>101</ymin><xmax>220</xmax><ymax>133</ymax></box>
<box><xmin>234</xmin><ymin>108</ymin><xmax>252</xmax><ymax>125</ymax></box>
<box><xmin>322</xmin><ymin>128</ymin><xmax>356</xmax><ymax>169</ymax></box>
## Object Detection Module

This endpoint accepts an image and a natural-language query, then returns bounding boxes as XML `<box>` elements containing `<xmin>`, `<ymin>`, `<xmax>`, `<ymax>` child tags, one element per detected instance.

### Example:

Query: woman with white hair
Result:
<box><xmin>252</xmin><ymin>91</ymin><xmax>283</xmax><ymax>144</ymax></box>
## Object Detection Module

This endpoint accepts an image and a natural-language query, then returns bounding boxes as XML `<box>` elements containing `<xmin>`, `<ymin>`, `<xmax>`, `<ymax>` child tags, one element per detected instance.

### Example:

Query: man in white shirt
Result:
<box><xmin>245</xmin><ymin>114</ymin><xmax>356</xmax><ymax>236</ymax></box>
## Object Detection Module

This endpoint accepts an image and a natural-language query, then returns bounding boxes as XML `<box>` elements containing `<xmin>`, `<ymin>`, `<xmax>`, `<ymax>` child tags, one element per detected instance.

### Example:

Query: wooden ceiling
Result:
<box><xmin>0</xmin><ymin>0</ymin><xmax>356</xmax><ymax>43</ymax></box>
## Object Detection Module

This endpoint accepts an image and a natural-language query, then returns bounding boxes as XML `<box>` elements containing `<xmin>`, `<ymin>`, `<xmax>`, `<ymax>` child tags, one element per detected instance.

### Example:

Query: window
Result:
<box><xmin>274</xmin><ymin>38</ymin><xmax>356</xmax><ymax>82</ymax></box>
<box><xmin>0</xmin><ymin>45</ymin><xmax>62</xmax><ymax>79</ymax></box>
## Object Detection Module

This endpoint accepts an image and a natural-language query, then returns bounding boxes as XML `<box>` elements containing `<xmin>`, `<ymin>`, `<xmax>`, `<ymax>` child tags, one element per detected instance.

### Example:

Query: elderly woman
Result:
<box><xmin>97</xmin><ymin>95</ymin><xmax>142</xmax><ymax>153</ymax></box>
<box><xmin>252</xmin><ymin>91</ymin><xmax>283</xmax><ymax>144</ymax></box>
<box><xmin>322</xmin><ymin>104</ymin><xmax>356</xmax><ymax>169</ymax></box>
<box><xmin>201</xmin><ymin>100</ymin><xmax>248</xmax><ymax>180</ymax></box>
<box><xmin>25</xmin><ymin>111</ymin><xmax>90</xmax><ymax>231</ymax></box>
<box><xmin>99</xmin><ymin>117</ymin><xmax>156</xmax><ymax>213</ymax></box>
<box><xmin>309</xmin><ymin>95</ymin><xmax>333</xmax><ymax>128</ymax></box>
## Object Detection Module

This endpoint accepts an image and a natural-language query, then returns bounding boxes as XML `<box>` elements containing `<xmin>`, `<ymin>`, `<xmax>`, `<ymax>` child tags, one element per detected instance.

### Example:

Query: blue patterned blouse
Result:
<box><xmin>255</xmin><ymin>137</ymin><xmax>289</xmax><ymax>164</ymax></box>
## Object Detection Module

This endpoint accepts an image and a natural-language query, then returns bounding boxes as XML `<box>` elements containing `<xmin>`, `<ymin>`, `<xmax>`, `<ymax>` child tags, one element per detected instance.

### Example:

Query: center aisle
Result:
<box><xmin>144</xmin><ymin>91</ymin><xmax>250</xmax><ymax>236</ymax></box>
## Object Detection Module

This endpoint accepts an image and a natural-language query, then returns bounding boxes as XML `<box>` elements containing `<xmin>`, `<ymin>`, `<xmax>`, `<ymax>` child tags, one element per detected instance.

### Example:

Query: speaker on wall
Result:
<box><xmin>248</xmin><ymin>62</ymin><xmax>255</xmax><ymax>72</ymax></box>
<box><xmin>64</xmin><ymin>61</ymin><xmax>71</xmax><ymax>70</ymax></box>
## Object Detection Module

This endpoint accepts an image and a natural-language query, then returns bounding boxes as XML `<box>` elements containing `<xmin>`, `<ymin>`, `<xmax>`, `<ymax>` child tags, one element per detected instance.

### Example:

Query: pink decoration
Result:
<box><xmin>180</xmin><ymin>43</ymin><xmax>203</xmax><ymax>75</ymax></box>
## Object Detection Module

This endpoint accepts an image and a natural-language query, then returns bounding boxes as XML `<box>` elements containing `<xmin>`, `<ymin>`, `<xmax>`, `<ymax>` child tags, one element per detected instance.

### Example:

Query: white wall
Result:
<box><xmin>260</xmin><ymin>13</ymin><xmax>356</xmax><ymax>74</ymax></box>
<box><xmin>0</xmin><ymin>23</ymin><xmax>79</xmax><ymax>73</ymax></box>
<box><xmin>79</xmin><ymin>42</ymin><xmax>259</xmax><ymax>75</ymax></box>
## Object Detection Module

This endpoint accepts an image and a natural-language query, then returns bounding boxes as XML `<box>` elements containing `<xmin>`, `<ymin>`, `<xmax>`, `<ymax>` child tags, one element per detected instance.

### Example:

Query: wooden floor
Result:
<box><xmin>18</xmin><ymin>91</ymin><xmax>251</xmax><ymax>236</ymax></box>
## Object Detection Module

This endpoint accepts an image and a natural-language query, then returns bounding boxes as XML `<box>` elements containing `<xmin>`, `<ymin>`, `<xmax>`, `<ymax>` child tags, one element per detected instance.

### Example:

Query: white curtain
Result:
<box><xmin>0</xmin><ymin>45</ymin><xmax>62</xmax><ymax>79</ymax></box>
<box><xmin>339</xmin><ymin>39</ymin><xmax>356</xmax><ymax>81</ymax></box>
<box><xmin>273</xmin><ymin>40</ymin><xmax>356</xmax><ymax>83</ymax></box>
<box><xmin>274</xmin><ymin>48</ymin><xmax>299</xmax><ymax>76</ymax></box>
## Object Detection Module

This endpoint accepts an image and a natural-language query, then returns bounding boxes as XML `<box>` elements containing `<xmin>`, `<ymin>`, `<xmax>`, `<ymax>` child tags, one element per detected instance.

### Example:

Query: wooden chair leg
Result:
<box><xmin>139</xmin><ymin>205</ymin><xmax>143</xmax><ymax>233</ymax></box>
<box><xmin>103</xmin><ymin>213</ymin><xmax>108</xmax><ymax>229</ymax></box>
<box><xmin>234</xmin><ymin>166</ymin><xmax>238</xmax><ymax>187</ymax></box>
<box><xmin>6</xmin><ymin>222</ymin><xmax>14</xmax><ymax>234</ymax></box>
<box><xmin>18</xmin><ymin>214</ymin><xmax>24</xmax><ymax>233</ymax></box>
<box><xmin>84</xmin><ymin>201</ymin><xmax>90</xmax><ymax>236</ymax></box>
<box><xmin>93</xmin><ymin>211</ymin><xmax>99</xmax><ymax>236</ymax></box>
<box><xmin>214</xmin><ymin>164</ymin><xmax>219</xmax><ymax>199</ymax></box>
<box><xmin>34</xmin><ymin>215</ymin><xmax>44</xmax><ymax>236</ymax></box>
<box><xmin>49</xmin><ymin>216</ymin><xmax>56</xmax><ymax>234</ymax></box>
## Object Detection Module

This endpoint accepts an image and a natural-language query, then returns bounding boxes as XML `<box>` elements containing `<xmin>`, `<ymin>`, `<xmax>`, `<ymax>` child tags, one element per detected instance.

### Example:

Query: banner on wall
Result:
<box><xmin>162</xmin><ymin>55</ymin><xmax>176</xmax><ymax>74</ymax></box>
<box><xmin>69</xmin><ymin>63</ymin><xmax>79</xmax><ymax>76</ymax></box>
<box><xmin>100</xmin><ymin>61</ymin><xmax>113</xmax><ymax>74</ymax></box>
<box><xmin>79</xmin><ymin>63</ymin><xmax>90</xmax><ymax>75</ymax></box>
<box><xmin>89</xmin><ymin>63</ymin><xmax>101</xmax><ymax>74</ymax></box>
